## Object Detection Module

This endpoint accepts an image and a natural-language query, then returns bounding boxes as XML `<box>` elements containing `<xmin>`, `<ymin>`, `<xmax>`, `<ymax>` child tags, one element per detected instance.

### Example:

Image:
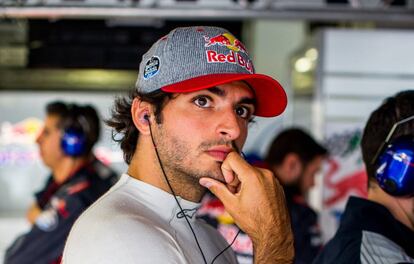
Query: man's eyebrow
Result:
<box><xmin>207</xmin><ymin>87</ymin><xmax>226</xmax><ymax>97</ymax></box>
<box><xmin>207</xmin><ymin>86</ymin><xmax>256</xmax><ymax>106</ymax></box>
<box><xmin>239</xmin><ymin>97</ymin><xmax>256</xmax><ymax>106</ymax></box>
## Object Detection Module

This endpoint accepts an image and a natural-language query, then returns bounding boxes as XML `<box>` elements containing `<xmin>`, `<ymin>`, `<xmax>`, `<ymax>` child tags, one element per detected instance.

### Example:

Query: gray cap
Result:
<box><xmin>136</xmin><ymin>26</ymin><xmax>287</xmax><ymax>117</ymax></box>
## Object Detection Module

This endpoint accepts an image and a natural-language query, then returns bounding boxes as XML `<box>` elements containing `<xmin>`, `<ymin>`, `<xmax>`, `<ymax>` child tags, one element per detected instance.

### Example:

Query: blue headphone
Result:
<box><xmin>60</xmin><ymin>105</ymin><xmax>90</xmax><ymax>157</ymax></box>
<box><xmin>372</xmin><ymin>115</ymin><xmax>414</xmax><ymax>197</ymax></box>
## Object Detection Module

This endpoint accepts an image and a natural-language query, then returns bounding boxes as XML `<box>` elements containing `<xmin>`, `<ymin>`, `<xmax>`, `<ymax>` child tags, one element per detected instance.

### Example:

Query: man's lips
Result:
<box><xmin>205</xmin><ymin>146</ymin><xmax>233</xmax><ymax>162</ymax></box>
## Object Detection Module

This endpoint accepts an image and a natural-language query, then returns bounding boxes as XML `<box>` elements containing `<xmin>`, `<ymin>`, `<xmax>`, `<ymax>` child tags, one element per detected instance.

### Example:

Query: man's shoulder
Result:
<box><xmin>41</xmin><ymin>179</ymin><xmax>96</xmax><ymax>218</ymax></box>
<box><xmin>67</xmin><ymin>206</ymin><xmax>174</xmax><ymax>244</ymax></box>
<box><xmin>360</xmin><ymin>231</ymin><xmax>414</xmax><ymax>264</ymax></box>
<box><xmin>313</xmin><ymin>229</ymin><xmax>362</xmax><ymax>264</ymax></box>
<box><xmin>63</xmin><ymin>214</ymin><xmax>184</xmax><ymax>264</ymax></box>
<box><xmin>66</xmin><ymin>185</ymin><xmax>175</xmax><ymax>239</ymax></box>
<box><xmin>63</xmin><ymin>192</ymin><xmax>183</xmax><ymax>263</ymax></box>
<box><xmin>314</xmin><ymin>228</ymin><xmax>414</xmax><ymax>264</ymax></box>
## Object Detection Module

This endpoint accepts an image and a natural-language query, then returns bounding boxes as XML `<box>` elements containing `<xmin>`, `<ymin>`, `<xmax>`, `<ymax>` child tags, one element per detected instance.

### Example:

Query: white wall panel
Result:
<box><xmin>324</xmin><ymin>75</ymin><xmax>414</xmax><ymax>98</ymax></box>
<box><xmin>324</xmin><ymin>98</ymin><xmax>380</xmax><ymax>120</ymax></box>
<box><xmin>323</xmin><ymin>29</ymin><xmax>414</xmax><ymax>75</ymax></box>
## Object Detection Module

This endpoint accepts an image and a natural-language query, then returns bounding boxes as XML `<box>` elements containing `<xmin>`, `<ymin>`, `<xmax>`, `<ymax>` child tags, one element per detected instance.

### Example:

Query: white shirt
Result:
<box><xmin>63</xmin><ymin>174</ymin><xmax>238</xmax><ymax>264</ymax></box>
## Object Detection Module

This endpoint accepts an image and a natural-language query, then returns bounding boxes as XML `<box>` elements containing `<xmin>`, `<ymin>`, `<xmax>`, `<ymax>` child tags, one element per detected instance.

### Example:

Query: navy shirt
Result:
<box><xmin>313</xmin><ymin>197</ymin><xmax>414</xmax><ymax>264</ymax></box>
<box><xmin>4</xmin><ymin>157</ymin><xmax>118</xmax><ymax>264</ymax></box>
<box><xmin>284</xmin><ymin>186</ymin><xmax>322</xmax><ymax>264</ymax></box>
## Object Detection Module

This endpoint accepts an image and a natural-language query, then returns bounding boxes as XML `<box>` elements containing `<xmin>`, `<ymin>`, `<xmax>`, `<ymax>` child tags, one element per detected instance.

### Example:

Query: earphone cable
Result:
<box><xmin>148</xmin><ymin>120</ymin><xmax>208</xmax><ymax>264</ymax></box>
<box><xmin>211</xmin><ymin>229</ymin><xmax>241</xmax><ymax>264</ymax></box>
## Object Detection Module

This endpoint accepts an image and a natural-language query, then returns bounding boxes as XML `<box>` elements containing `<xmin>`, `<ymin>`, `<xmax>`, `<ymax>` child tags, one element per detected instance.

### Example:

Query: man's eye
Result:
<box><xmin>194</xmin><ymin>96</ymin><xmax>211</xmax><ymax>108</ymax></box>
<box><xmin>235</xmin><ymin>106</ymin><xmax>251</xmax><ymax>119</ymax></box>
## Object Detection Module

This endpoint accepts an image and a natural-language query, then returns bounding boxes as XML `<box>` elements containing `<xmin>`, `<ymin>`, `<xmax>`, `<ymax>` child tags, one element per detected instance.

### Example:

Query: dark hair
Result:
<box><xmin>46</xmin><ymin>101</ymin><xmax>101</xmax><ymax>156</ymax></box>
<box><xmin>105</xmin><ymin>89</ymin><xmax>173</xmax><ymax>164</ymax></box>
<box><xmin>361</xmin><ymin>90</ymin><xmax>414</xmax><ymax>183</ymax></box>
<box><xmin>265</xmin><ymin>128</ymin><xmax>328</xmax><ymax>166</ymax></box>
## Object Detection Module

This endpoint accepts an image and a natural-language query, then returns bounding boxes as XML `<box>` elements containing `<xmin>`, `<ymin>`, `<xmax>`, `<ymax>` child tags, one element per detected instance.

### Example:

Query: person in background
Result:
<box><xmin>313</xmin><ymin>91</ymin><xmax>414</xmax><ymax>263</ymax></box>
<box><xmin>5</xmin><ymin>101</ymin><xmax>118</xmax><ymax>264</ymax></box>
<box><xmin>62</xmin><ymin>26</ymin><xmax>294</xmax><ymax>264</ymax></box>
<box><xmin>266</xmin><ymin>128</ymin><xmax>327</xmax><ymax>264</ymax></box>
<box><xmin>198</xmin><ymin>128</ymin><xmax>327</xmax><ymax>264</ymax></box>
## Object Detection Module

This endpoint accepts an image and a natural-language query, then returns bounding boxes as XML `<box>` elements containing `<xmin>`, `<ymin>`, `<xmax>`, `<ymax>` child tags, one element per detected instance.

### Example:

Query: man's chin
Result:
<box><xmin>190</xmin><ymin>162</ymin><xmax>225</xmax><ymax>183</ymax></box>
<box><xmin>201</xmin><ymin>170</ymin><xmax>226</xmax><ymax>183</ymax></box>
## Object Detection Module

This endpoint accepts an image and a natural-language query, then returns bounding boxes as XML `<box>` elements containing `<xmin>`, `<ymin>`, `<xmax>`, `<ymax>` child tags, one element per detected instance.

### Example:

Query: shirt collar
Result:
<box><xmin>121</xmin><ymin>173</ymin><xmax>201</xmax><ymax>221</ymax></box>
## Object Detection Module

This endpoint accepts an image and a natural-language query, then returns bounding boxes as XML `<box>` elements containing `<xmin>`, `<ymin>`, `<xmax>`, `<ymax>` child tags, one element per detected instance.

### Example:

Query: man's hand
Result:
<box><xmin>26</xmin><ymin>203</ymin><xmax>42</xmax><ymax>224</ymax></box>
<box><xmin>199</xmin><ymin>152</ymin><xmax>294</xmax><ymax>264</ymax></box>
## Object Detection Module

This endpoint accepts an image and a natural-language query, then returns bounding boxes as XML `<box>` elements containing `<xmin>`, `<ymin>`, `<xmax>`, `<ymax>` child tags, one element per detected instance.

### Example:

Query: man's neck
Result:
<box><xmin>52</xmin><ymin>156</ymin><xmax>89</xmax><ymax>184</ymax></box>
<box><xmin>128</xmin><ymin>141</ymin><xmax>205</xmax><ymax>202</ymax></box>
<box><xmin>368</xmin><ymin>184</ymin><xmax>414</xmax><ymax>231</ymax></box>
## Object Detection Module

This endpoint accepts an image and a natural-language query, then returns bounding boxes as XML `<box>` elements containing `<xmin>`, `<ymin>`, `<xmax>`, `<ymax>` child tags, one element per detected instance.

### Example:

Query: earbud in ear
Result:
<box><xmin>140</xmin><ymin>113</ymin><xmax>149</xmax><ymax>124</ymax></box>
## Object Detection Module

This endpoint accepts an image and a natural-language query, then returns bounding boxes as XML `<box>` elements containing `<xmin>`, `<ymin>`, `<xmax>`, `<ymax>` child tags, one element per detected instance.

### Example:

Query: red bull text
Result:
<box><xmin>206</xmin><ymin>50</ymin><xmax>253</xmax><ymax>73</ymax></box>
<box><xmin>204</xmin><ymin>33</ymin><xmax>253</xmax><ymax>73</ymax></box>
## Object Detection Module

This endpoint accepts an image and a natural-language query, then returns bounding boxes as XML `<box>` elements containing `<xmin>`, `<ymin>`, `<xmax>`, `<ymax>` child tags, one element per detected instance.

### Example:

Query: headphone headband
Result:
<box><xmin>371</xmin><ymin>115</ymin><xmax>414</xmax><ymax>165</ymax></box>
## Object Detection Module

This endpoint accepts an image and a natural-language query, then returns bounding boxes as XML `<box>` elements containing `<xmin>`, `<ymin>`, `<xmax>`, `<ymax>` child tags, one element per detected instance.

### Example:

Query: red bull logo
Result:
<box><xmin>204</xmin><ymin>33</ymin><xmax>253</xmax><ymax>74</ymax></box>
<box><xmin>204</xmin><ymin>33</ymin><xmax>248</xmax><ymax>54</ymax></box>
<box><xmin>0</xmin><ymin>118</ymin><xmax>43</xmax><ymax>145</ymax></box>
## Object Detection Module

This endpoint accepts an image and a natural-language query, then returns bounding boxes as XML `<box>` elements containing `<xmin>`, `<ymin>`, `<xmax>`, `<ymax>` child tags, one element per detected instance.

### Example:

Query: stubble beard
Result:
<box><xmin>154</xmin><ymin>124</ymin><xmax>227</xmax><ymax>187</ymax></box>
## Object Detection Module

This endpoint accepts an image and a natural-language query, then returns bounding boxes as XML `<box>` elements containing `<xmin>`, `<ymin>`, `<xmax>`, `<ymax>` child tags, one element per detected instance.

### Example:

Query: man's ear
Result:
<box><xmin>284</xmin><ymin>153</ymin><xmax>303</xmax><ymax>182</ymax></box>
<box><xmin>131</xmin><ymin>98</ymin><xmax>152</xmax><ymax>135</ymax></box>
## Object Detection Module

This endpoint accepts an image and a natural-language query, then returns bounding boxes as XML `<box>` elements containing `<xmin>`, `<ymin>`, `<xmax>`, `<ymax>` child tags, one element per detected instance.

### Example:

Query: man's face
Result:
<box><xmin>36</xmin><ymin>114</ymin><xmax>65</xmax><ymax>169</ymax></box>
<box><xmin>300</xmin><ymin>156</ymin><xmax>324</xmax><ymax>194</ymax></box>
<box><xmin>153</xmin><ymin>81</ymin><xmax>255</xmax><ymax>183</ymax></box>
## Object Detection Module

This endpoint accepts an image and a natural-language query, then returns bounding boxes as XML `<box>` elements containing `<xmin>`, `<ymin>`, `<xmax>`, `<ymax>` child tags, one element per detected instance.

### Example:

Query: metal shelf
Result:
<box><xmin>1</xmin><ymin>5</ymin><xmax>414</xmax><ymax>23</ymax></box>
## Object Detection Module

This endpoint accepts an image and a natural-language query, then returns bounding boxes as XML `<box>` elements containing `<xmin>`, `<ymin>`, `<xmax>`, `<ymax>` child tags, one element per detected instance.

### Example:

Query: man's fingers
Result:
<box><xmin>221</xmin><ymin>164</ymin><xmax>241</xmax><ymax>190</ymax></box>
<box><xmin>199</xmin><ymin>177</ymin><xmax>236</xmax><ymax>207</ymax></box>
<box><xmin>221</xmin><ymin>152</ymin><xmax>253</xmax><ymax>183</ymax></box>
<box><xmin>221</xmin><ymin>165</ymin><xmax>235</xmax><ymax>184</ymax></box>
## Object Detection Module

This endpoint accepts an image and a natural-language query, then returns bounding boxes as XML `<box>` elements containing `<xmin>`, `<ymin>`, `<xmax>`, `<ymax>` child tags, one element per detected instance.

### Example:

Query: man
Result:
<box><xmin>314</xmin><ymin>90</ymin><xmax>414</xmax><ymax>263</ymax></box>
<box><xmin>5</xmin><ymin>102</ymin><xmax>118</xmax><ymax>264</ymax></box>
<box><xmin>266</xmin><ymin>128</ymin><xmax>327</xmax><ymax>264</ymax></box>
<box><xmin>63</xmin><ymin>26</ymin><xmax>294</xmax><ymax>263</ymax></box>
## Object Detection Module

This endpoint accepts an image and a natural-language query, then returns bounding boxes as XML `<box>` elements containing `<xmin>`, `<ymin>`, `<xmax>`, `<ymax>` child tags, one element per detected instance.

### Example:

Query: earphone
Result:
<box><xmin>145</xmin><ymin>112</ymin><xmax>240</xmax><ymax>264</ymax></box>
<box><xmin>61</xmin><ymin>105</ymin><xmax>90</xmax><ymax>157</ymax></box>
<box><xmin>372</xmin><ymin>115</ymin><xmax>414</xmax><ymax>197</ymax></box>
<box><xmin>141</xmin><ymin>113</ymin><xmax>149</xmax><ymax>123</ymax></box>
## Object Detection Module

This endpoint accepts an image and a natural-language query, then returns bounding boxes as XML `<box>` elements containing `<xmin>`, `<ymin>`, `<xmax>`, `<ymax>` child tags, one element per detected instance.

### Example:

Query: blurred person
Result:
<box><xmin>4</xmin><ymin>101</ymin><xmax>118</xmax><ymax>264</ymax></box>
<box><xmin>313</xmin><ymin>90</ymin><xmax>414</xmax><ymax>263</ymax></box>
<box><xmin>266</xmin><ymin>128</ymin><xmax>327</xmax><ymax>264</ymax></box>
<box><xmin>62</xmin><ymin>26</ymin><xmax>294</xmax><ymax>264</ymax></box>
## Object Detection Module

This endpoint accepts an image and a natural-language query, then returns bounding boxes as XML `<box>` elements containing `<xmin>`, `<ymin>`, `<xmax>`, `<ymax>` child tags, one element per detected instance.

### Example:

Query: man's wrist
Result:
<box><xmin>253</xmin><ymin>233</ymin><xmax>294</xmax><ymax>264</ymax></box>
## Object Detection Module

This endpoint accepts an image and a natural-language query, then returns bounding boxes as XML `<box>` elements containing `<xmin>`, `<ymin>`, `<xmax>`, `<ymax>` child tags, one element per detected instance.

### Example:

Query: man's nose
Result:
<box><xmin>216</xmin><ymin>109</ymin><xmax>241</xmax><ymax>142</ymax></box>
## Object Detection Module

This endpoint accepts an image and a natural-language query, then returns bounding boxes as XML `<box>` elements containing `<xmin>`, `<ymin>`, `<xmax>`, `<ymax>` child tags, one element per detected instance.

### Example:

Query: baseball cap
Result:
<box><xmin>136</xmin><ymin>26</ymin><xmax>287</xmax><ymax>117</ymax></box>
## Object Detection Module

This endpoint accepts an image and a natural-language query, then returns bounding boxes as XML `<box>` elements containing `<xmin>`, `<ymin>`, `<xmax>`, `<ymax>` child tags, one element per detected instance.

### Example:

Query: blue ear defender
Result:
<box><xmin>61</xmin><ymin>128</ymin><xmax>87</xmax><ymax>157</ymax></box>
<box><xmin>372</xmin><ymin>115</ymin><xmax>414</xmax><ymax>197</ymax></box>
<box><xmin>375</xmin><ymin>136</ymin><xmax>414</xmax><ymax>197</ymax></box>
<box><xmin>60</xmin><ymin>105</ymin><xmax>90</xmax><ymax>157</ymax></box>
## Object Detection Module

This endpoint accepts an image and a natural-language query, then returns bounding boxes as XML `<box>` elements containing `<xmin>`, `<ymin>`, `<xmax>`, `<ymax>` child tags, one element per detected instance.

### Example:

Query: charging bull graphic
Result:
<box><xmin>321</xmin><ymin>129</ymin><xmax>368</xmax><ymax>242</ymax></box>
<box><xmin>204</xmin><ymin>33</ymin><xmax>248</xmax><ymax>55</ymax></box>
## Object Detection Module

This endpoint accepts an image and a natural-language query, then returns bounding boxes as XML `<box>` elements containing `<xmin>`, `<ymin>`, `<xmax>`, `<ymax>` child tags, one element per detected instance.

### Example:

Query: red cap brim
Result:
<box><xmin>161</xmin><ymin>73</ymin><xmax>287</xmax><ymax>117</ymax></box>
